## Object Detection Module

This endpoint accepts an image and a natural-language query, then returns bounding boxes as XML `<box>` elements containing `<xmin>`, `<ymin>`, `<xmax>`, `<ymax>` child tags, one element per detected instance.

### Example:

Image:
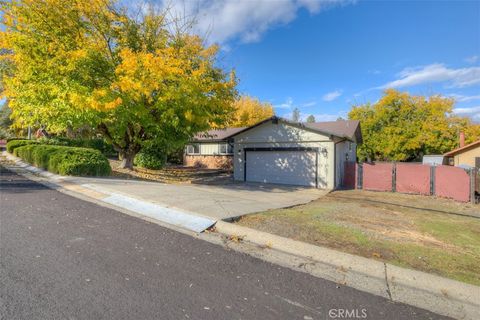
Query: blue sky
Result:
<box><xmin>153</xmin><ymin>0</ymin><xmax>480</xmax><ymax>122</ymax></box>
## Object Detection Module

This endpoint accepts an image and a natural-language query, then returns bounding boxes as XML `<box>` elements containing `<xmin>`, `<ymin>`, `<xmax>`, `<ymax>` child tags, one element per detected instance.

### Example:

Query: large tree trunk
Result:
<box><xmin>97</xmin><ymin>122</ymin><xmax>143</xmax><ymax>170</ymax></box>
<box><xmin>119</xmin><ymin>150</ymin><xmax>135</xmax><ymax>170</ymax></box>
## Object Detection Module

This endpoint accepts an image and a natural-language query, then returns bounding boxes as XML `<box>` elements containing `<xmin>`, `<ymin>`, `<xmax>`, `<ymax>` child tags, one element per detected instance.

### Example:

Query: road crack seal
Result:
<box><xmin>384</xmin><ymin>262</ymin><xmax>393</xmax><ymax>301</ymax></box>
<box><xmin>275</xmin><ymin>295</ymin><xmax>322</xmax><ymax>315</ymax></box>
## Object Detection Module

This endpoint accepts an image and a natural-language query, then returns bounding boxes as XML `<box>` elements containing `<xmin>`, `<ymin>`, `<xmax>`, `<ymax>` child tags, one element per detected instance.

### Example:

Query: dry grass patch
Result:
<box><xmin>237</xmin><ymin>190</ymin><xmax>480</xmax><ymax>285</ymax></box>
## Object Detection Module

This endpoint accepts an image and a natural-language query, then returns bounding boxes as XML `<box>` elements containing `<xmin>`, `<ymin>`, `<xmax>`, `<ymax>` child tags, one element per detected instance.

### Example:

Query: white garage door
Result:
<box><xmin>245</xmin><ymin>150</ymin><xmax>317</xmax><ymax>187</ymax></box>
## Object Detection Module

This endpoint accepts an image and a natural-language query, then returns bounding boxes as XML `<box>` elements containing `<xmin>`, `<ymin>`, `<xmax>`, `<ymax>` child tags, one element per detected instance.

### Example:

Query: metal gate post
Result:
<box><xmin>357</xmin><ymin>163</ymin><xmax>363</xmax><ymax>189</ymax></box>
<box><xmin>430</xmin><ymin>166</ymin><xmax>436</xmax><ymax>196</ymax></box>
<box><xmin>392</xmin><ymin>162</ymin><xmax>397</xmax><ymax>192</ymax></box>
<box><xmin>470</xmin><ymin>169</ymin><xmax>476</xmax><ymax>204</ymax></box>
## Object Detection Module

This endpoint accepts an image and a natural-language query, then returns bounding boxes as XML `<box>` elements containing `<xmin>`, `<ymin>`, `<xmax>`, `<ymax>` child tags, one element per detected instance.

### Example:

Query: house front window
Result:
<box><xmin>186</xmin><ymin>144</ymin><xmax>200</xmax><ymax>155</ymax></box>
<box><xmin>218</xmin><ymin>143</ymin><xmax>234</xmax><ymax>155</ymax></box>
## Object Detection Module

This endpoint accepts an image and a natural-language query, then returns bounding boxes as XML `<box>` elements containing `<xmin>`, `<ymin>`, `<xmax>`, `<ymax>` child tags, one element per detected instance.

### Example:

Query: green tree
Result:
<box><xmin>1</xmin><ymin>0</ymin><xmax>237</xmax><ymax>168</ymax></box>
<box><xmin>0</xmin><ymin>102</ymin><xmax>14</xmax><ymax>138</ymax></box>
<box><xmin>348</xmin><ymin>89</ymin><xmax>480</xmax><ymax>162</ymax></box>
<box><xmin>0</xmin><ymin>48</ymin><xmax>14</xmax><ymax>138</ymax></box>
<box><xmin>306</xmin><ymin>115</ymin><xmax>316</xmax><ymax>123</ymax></box>
<box><xmin>291</xmin><ymin>107</ymin><xmax>300</xmax><ymax>122</ymax></box>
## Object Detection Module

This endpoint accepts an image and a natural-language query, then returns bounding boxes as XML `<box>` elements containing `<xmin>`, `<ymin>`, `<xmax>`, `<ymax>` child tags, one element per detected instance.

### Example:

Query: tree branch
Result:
<box><xmin>97</xmin><ymin>122</ymin><xmax>123</xmax><ymax>152</ymax></box>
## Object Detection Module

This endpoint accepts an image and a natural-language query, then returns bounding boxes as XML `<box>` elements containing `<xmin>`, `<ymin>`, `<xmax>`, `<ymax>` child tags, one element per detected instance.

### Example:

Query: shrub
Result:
<box><xmin>38</xmin><ymin>137</ymin><xmax>117</xmax><ymax>157</ymax></box>
<box><xmin>14</xmin><ymin>144</ymin><xmax>111</xmax><ymax>176</ymax></box>
<box><xmin>6</xmin><ymin>139</ymin><xmax>38</xmax><ymax>153</ymax></box>
<box><xmin>166</xmin><ymin>146</ymin><xmax>184</xmax><ymax>165</ymax></box>
<box><xmin>0</xmin><ymin>131</ymin><xmax>14</xmax><ymax>140</ymax></box>
<box><xmin>134</xmin><ymin>146</ymin><xmax>166</xmax><ymax>170</ymax></box>
<box><xmin>6</xmin><ymin>137</ymin><xmax>26</xmax><ymax>142</ymax></box>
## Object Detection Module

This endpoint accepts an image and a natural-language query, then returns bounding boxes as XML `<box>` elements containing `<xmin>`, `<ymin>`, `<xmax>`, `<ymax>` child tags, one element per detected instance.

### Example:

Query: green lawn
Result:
<box><xmin>237</xmin><ymin>190</ymin><xmax>480</xmax><ymax>286</ymax></box>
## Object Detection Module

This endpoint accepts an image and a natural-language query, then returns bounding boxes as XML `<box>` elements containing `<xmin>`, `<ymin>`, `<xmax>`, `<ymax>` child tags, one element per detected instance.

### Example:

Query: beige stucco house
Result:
<box><xmin>185</xmin><ymin>116</ymin><xmax>362</xmax><ymax>189</ymax></box>
<box><xmin>444</xmin><ymin>140</ymin><xmax>480</xmax><ymax>168</ymax></box>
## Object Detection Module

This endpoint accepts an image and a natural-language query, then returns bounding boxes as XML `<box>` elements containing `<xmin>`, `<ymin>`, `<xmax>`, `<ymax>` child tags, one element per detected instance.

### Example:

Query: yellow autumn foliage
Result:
<box><xmin>229</xmin><ymin>96</ymin><xmax>274</xmax><ymax>127</ymax></box>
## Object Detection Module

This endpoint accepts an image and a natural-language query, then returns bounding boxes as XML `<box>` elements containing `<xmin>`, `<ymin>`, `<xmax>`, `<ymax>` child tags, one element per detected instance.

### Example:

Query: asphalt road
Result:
<box><xmin>0</xmin><ymin>167</ymin><xmax>448</xmax><ymax>320</ymax></box>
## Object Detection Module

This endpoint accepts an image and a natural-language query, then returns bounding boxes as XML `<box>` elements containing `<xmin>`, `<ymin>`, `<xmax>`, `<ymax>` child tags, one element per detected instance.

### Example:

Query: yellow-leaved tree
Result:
<box><xmin>349</xmin><ymin>89</ymin><xmax>480</xmax><ymax>161</ymax></box>
<box><xmin>1</xmin><ymin>0</ymin><xmax>237</xmax><ymax>168</ymax></box>
<box><xmin>229</xmin><ymin>95</ymin><xmax>274</xmax><ymax>127</ymax></box>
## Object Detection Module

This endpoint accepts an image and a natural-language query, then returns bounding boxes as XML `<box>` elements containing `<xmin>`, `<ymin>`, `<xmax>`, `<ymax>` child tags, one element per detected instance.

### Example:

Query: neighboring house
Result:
<box><xmin>422</xmin><ymin>155</ymin><xmax>447</xmax><ymax>166</ymax></box>
<box><xmin>185</xmin><ymin>116</ymin><xmax>362</xmax><ymax>189</ymax></box>
<box><xmin>184</xmin><ymin>127</ymin><xmax>245</xmax><ymax>170</ymax></box>
<box><xmin>444</xmin><ymin>139</ymin><xmax>480</xmax><ymax>168</ymax></box>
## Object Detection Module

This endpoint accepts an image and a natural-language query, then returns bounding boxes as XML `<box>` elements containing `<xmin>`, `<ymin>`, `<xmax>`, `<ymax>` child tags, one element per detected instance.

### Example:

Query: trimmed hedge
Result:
<box><xmin>6</xmin><ymin>139</ymin><xmax>38</xmax><ymax>153</ymax></box>
<box><xmin>14</xmin><ymin>144</ymin><xmax>111</xmax><ymax>176</ymax></box>
<box><xmin>6</xmin><ymin>137</ymin><xmax>26</xmax><ymax>142</ymax></box>
<box><xmin>38</xmin><ymin>137</ymin><xmax>117</xmax><ymax>157</ymax></box>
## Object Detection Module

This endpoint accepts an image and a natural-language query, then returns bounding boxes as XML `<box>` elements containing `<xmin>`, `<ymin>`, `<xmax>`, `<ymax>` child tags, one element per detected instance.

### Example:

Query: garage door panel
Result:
<box><xmin>246</xmin><ymin>150</ymin><xmax>316</xmax><ymax>187</ymax></box>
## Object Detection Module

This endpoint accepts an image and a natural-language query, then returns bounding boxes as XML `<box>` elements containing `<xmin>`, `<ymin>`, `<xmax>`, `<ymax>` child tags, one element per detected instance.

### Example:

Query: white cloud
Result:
<box><xmin>378</xmin><ymin>63</ymin><xmax>480</xmax><ymax>89</ymax></box>
<box><xmin>274</xmin><ymin>97</ymin><xmax>294</xmax><ymax>109</ymax></box>
<box><xmin>465</xmin><ymin>55</ymin><xmax>479</xmax><ymax>64</ymax></box>
<box><xmin>449</xmin><ymin>94</ymin><xmax>480</xmax><ymax>102</ymax></box>
<box><xmin>322</xmin><ymin>90</ymin><xmax>343</xmax><ymax>101</ymax></box>
<box><xmin>301</xmin><ymin>101</ymin><xmax>317</xmax><ymax>107</ymax></box>
<box><xmin>453</xmin><ymin>105</ymin><xmax>480</xmax><ymax>114</ymax></box>
<box><xmin>282</xmin><ymin>111</ymin><xmax>343</xmax><ymax>122</ymax></box>
<box><xmin>300</xmin><ymin>112</ymin><xmax>347</xmax><ymax>122</ymax></box>
<box><xmin>453</xmin><ymin>105</ymin><xmax>480</xmax><ymax>122</ymax></box>
<box><xmin>274</xmin><ymin>97</ymin><xmax>343</xmax><ymax>121</ymax></box>
<box><xmin>274</xmin><ymin>97</ymin><xmax>317</xmax><ymax>110</ymax></box>
<box><xmin>152</xmin><ymin>0</ymin><xmax>354</xmax><ymax>44</ymax></box>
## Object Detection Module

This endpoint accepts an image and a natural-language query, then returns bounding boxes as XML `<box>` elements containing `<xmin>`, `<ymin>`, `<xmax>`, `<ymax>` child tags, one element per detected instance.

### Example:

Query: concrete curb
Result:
<box><xmin>214</xmin><ymin>221</ymin><xmax>480</xmax><ymax>320</ymax></box>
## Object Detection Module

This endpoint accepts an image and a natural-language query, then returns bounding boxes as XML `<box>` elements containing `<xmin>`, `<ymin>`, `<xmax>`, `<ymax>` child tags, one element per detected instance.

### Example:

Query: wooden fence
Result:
<box><xmin>343</xmin><ymin>161</ymin><xmax>477</xmax><ymax>203</ymax></box>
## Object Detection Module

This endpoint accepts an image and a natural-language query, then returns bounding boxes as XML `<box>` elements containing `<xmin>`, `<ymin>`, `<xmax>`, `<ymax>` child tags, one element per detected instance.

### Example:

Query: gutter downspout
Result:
<box><xmin>333</xmin><ymin>138</ymin><xmax>347</xmax><ymax>189</ymax></box>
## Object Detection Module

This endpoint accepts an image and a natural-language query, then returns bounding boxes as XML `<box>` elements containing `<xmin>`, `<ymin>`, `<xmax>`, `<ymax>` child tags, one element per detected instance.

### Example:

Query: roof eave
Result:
<box><xmin>444</xmin><ymin>140</ymin><xmax>480</xmax><ymax>156</ymax></box>
<box><xmin>228</xmin><ymin>116</ymin><xmax>356</xmax><ymax>141</ymax></box>
<box><xmin>191</xmin><ymin>139</ymin><xmax>228</xmax><ymax>143</ymax></box>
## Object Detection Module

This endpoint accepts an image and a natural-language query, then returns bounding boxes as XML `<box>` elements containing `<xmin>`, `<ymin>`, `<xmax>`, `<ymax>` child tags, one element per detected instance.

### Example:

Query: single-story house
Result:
<box><xmin>185</xmin><ymin>116</ymin><xmax>362</xmax><ymax>189</ymax></box>
<box><xmin>183</xmin><ymin>127</ymin><xmax>245</xmax><ymax>170</ymax></box>
<box><xmin>444</xmin><ymin>139</ymin><xmax>480</xmax><ymax>168</ymax></box>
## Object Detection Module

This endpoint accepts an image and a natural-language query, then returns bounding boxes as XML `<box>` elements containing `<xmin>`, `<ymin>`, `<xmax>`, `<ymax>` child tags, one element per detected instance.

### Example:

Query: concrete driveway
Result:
<box><xmin>74</xmin><ymin>177</ymin><xmax>327</xmax><ymax>220</ymax></box>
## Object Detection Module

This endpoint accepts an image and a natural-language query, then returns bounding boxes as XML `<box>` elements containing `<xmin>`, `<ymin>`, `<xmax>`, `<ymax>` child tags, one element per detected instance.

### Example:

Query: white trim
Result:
<box><xmin>186</xmin><ymin>143</ymin><xmax>200</xmax><ymax>155</ymax></box>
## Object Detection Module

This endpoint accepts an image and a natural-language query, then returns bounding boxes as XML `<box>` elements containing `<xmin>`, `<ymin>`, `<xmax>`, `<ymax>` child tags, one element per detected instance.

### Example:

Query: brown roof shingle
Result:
<box><xmin>193</xmin><ymin>127</ymin><xmax>247</xmax><ymax>142</ymax></box>
<box><xmin>192</xmin><ymin>117</ymin><xmax>362</xmax><ymax>143</ymax></box>
<box><xmin>304</xmin><ymin>120</ymin><xmax>361</xmax><ymax>142</ymax></box>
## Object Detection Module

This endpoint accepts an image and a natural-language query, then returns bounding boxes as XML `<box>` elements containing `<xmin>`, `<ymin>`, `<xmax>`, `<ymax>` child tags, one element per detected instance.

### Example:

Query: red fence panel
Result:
<box><xmin>343</xmin><ymin>161</ymin><xmax>357</xmax><ymax>189</ymax></box>
<box><xmin>363</xmin><ymin>162</ymin><xmax>393</xmax><ymax>191</ymax></box>
<box><xmin>396</xmin><ymin>163</ymin><xmax>431</xmax><ymax>195</ymax></box>
<box><xmin>435</xmin><ymin>165</ymin><xmax>470</xmax><ymax>202</ymax></box>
